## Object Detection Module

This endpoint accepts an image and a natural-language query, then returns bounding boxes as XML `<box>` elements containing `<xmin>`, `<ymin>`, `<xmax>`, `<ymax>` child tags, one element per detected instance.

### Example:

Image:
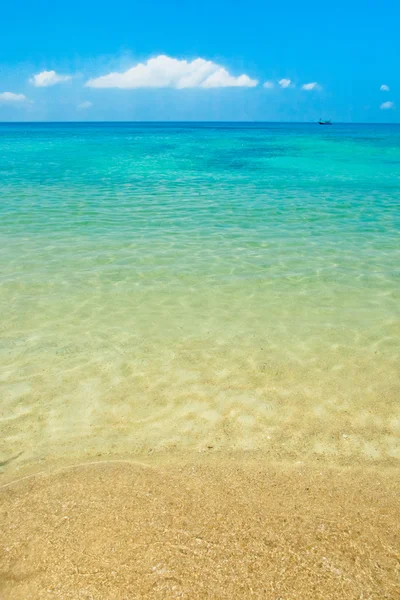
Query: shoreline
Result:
<box><xmin>1</xmin><ymin>442</ymin><xmax>400</xmax><ymax>487</ymax></box>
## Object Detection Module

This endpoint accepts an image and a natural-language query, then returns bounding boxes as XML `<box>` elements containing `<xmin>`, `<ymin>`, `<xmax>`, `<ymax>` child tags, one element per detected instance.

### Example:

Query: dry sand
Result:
<box><xmin>1</xmin><ymin>456</ymin><xmax>399</xmax><ymax>599</ymax></box>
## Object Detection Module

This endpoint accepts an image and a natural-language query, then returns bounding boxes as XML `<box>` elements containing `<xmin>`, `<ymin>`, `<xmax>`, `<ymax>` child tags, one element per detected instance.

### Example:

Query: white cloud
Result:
<box><xmin>30</xmin><ymin>70</ymin><xmax>72</xmax><ymax>87</ymax></box>
<box><xmin>380</xmin><ymin>84</ymin><xmax>390</xmax><ymax>91</ymax></box>
<box><xmin>263</xmin><ymin>81</ymin><xmax>274</xmax><ymax>89</ymax></box>
<box><xmin>0</xmin><ymin>91</ymin><xmax>29</xmax><ymax>103</ymax></box>
<box><xmin>302</xmin><ymin>82</ymin><xmax>321</xmax><ymax>91</ymax></box>
<box><xmin>200</xmin><ymin>68</ymin><xmax>256</xmax><ymax>88</ymax></box>
<box><xmin>380</xmin><ymin>101</ymin><xmax>395</xmax><ymax>110</ymax></box>
<box><xmin>278</xmin><ymin>78</ymin><xmax>293</xmax><ymax>88</ymax></box>
<box><xmin>86</xmin><ymin>55</ymin><xmax>258</xmax><ymax>89</ymax></box>
<box><xmin>78</xmin><ymin>101</ymin><xmax>93</xmax><ymax>109</ymax></box>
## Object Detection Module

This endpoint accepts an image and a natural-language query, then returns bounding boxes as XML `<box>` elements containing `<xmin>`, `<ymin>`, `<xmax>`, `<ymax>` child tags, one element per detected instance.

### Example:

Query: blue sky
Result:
<box><xmin>0</xmin><ymin>0</ymin><xmax>399</xmax><ymax>121</ymax></box>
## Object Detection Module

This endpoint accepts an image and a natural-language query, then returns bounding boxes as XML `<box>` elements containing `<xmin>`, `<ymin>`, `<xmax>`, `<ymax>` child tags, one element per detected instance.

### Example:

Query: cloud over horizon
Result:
<box><xmin>380</xmin><ymin>101</ymin><xmax>395</xmax><ymax>109</ymax></box>
<box><xmin>302</xmin><ymin>82</ymin><xmax>321</xmax><ymax>91</ymax></box>
<box><xmin>78</xmin><ymin>101</ymin><xmax>93</xmax><ymax>109</ymax></box>
<box><xmin>0</xmin><ymin>91</ymin><xmax>29</xmax><ymax>103</ymax></box>
<box><xmin>86</xmin><ymin>55</ymin><xmax>258</xmax><ymax>89</ymax></box>
<box><xmin>30</xmin><ymin>70</ymin><xmax>72</xmax><ymax>87</ymax></box>
<box><xmin>278</xmin><ymin>78</ymin><xmax>293</xmax><ymax>88</ymax></box>
<box><xmin>263</xmin><ymin>81</ymin><xmax>274</xmax><ymax>89</ymax></box>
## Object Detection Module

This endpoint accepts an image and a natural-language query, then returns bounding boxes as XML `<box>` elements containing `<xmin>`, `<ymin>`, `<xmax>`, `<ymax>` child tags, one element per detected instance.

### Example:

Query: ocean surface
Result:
<box><xmin>1</xmin><ymin>122</ymin><xmax>399</xmax><ymax>477</ymax></box>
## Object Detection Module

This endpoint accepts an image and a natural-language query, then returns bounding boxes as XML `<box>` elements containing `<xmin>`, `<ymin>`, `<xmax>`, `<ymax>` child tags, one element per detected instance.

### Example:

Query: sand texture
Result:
<box><xmin>1</xmin><ymin>457</ymin><xmax>399</xmax><ymax>599</ymax></box>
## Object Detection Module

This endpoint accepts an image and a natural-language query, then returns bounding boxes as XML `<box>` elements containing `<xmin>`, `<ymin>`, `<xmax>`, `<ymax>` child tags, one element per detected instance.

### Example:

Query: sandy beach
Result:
<box><xmin>1</xmin><ymin>455</ymin><xmax>399</xmax><ymax>599</ymax></box>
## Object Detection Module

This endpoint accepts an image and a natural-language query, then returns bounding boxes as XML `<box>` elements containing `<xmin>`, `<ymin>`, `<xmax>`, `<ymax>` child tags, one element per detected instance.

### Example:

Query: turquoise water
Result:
<box><xmin>1</xmin><ymin>123</ymin><xmax>399</xmax><ymax>474</ymax></box>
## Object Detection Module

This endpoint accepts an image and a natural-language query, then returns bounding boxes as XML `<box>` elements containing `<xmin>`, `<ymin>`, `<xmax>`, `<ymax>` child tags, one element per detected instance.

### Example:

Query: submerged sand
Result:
<box><xmin>1</xmin><ymin>456</ymin><xmax>399</xmax><ymax>599</ymax></box>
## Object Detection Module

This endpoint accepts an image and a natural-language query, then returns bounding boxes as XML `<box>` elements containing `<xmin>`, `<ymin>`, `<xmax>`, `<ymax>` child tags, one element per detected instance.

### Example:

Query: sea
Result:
<box><xmin>1</xmin><ymin>122</ymin><xmax>399</xmax><ymax>476</ymax></box>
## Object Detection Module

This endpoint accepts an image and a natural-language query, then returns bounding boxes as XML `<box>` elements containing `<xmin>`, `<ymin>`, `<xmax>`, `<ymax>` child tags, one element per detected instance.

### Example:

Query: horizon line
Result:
<box><xmin>0</xmin><ymin>120</ymin><xmax>399</xmax><ymax>125</ymax></box>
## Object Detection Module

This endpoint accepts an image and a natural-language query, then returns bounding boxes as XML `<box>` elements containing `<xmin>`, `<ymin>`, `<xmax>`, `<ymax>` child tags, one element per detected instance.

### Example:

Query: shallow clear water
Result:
<box><xmin>1</xmin><ymin>122</ymin><xmax>399</xmax><ymax>474</ymax></box>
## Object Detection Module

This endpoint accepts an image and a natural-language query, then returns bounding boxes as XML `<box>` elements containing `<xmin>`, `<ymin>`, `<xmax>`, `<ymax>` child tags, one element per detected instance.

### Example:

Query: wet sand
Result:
<box><xmin>1</xmin><ymin>456</ymin><xmax>399</xmax><ymax>599</ymax></box>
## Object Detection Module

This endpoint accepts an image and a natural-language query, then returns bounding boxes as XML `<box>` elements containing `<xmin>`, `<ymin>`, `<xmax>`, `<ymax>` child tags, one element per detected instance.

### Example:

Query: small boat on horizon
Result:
<box><xmin>318</xmin><ymin>118</ymin><xmax>332</xmax><ymax>125</ymax></box>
